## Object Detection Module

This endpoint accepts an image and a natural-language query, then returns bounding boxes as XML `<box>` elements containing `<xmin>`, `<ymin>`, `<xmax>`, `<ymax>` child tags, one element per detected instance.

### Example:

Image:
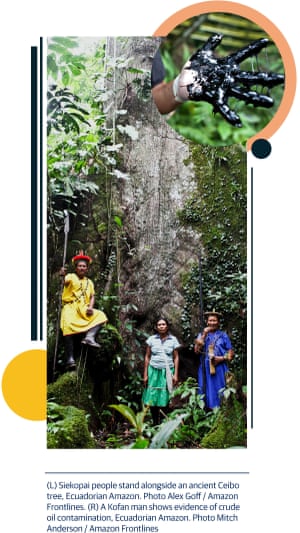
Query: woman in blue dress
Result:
<box><xmin>143</xmin><ymin>317</ymin><xmax>180</xmax><ymax>425</ymax></box>
<box><xmin>194</xmin><ymin>311</ymin><xmax>234</xmax><ymax>409</ymax></box>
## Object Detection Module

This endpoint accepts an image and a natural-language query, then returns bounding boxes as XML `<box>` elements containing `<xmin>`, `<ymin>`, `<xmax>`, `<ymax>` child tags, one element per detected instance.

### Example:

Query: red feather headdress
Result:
<box><xmin>72</xmin><ymin>250</ymin><xmax>92</xmax><ymax>265</ymax></box>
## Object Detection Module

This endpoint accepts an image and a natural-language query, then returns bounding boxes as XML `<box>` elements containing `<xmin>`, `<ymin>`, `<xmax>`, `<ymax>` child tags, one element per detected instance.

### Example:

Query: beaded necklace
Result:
<box><xmin>74</xmin><ymin>276</ymin><xmax>90</xmax><ymax>303</ymax></box>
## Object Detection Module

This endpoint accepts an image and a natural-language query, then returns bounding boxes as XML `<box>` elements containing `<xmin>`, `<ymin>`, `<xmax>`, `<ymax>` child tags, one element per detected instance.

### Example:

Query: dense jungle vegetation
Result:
<box><xmin>46</xmin><ymin>33</ymin><xmax>253</xmax><ymax>449</ymax></box>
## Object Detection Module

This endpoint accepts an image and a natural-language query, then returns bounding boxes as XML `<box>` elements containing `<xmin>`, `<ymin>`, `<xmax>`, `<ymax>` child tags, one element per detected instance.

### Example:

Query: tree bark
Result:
<box><xmin>106</xmin><ymin>37</ymin><xmax>201</xmax><ymax>338</ymax></box>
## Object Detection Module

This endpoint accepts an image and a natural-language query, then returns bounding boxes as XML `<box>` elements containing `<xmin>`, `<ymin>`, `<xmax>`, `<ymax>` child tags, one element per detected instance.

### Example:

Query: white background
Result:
<box><xmin>0</xmin><ymin>1</ymin><xmax>299</xmax><ymax>531</ymax></box>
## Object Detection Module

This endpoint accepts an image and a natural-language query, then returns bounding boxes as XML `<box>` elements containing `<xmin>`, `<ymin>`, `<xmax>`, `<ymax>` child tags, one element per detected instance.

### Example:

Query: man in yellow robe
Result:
<box><xmin>59</xmin><ymin>251</ymin><xmax>108</xmax><ymax>369</ymax></box>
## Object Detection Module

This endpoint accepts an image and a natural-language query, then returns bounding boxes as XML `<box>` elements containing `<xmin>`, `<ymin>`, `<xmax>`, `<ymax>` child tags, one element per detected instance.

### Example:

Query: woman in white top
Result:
<box><xmin>143</xmin><ymin>317</ymin><xmax>180</xmax><ymax>425</ymax></box>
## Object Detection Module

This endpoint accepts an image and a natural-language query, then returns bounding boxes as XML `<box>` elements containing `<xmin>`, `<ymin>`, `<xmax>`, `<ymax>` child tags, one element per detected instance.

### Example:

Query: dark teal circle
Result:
<box><xmin>251</xmin><ymin>139</ymin><xmax>272</xmax><ymax>159</ymax></box>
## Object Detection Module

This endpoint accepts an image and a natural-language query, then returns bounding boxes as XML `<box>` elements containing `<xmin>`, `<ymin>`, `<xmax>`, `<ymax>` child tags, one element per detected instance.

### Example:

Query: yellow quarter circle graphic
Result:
<box><xmin>2</xmin><ymin>349</ymin><xmax>46</xmax><ymax>421</ymax></box>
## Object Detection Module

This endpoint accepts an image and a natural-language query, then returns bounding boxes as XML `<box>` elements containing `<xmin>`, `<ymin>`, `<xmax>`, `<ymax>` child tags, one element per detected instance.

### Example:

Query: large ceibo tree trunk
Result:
<box><xmin>105</xmin><ymin>37</ymin><xmax>201</xmax><ymax>342</ymax></box>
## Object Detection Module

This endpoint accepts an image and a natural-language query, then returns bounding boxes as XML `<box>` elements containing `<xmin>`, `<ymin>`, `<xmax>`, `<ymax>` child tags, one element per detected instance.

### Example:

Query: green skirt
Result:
<box><xmin>142</xmin><ymin>365</ymin><xmax>173</xmax><ymax>407</ymax></box>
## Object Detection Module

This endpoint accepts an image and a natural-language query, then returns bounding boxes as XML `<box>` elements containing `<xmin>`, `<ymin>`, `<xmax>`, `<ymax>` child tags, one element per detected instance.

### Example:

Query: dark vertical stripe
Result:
<box><xmin>31</xmin><ymin>47</ymin><xmax>38</xmax><ymax>340</ymax></box>
<box><xmin>39</xmin><ymin>38</ymin><xmax>44</xmax><ymax>340</ymax></box>
<box><xmin>250</xmin><ymin>167</ymin><xmax>254</xmax><ymax>428</ymax></box>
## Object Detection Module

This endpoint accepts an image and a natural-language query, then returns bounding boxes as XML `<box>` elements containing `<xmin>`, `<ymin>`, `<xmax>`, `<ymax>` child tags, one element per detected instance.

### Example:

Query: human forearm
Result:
<box><xmin>143</xmin><ymin>350</ymin><xmax>151</xmax><ymax>384</ymax></box>
<box><xmin>152</xmin><ymin>81</ymin><xmax>181</xmax><ymax>114</ymax></box>
<box><xmin>194</xmin><ymin>328</ymin><xmax>209</xmax><ymax>351</ymax></box>
<box><xmin>173</xmin><ymin>351</ymin><xmax>179</xmax><ymax>383</ymax></box>
<box><xmin>225</xmin><ymin>349</ymin><xmax>234</xmax><ymax>362</ymax></box>
<box><xmin>213</xmin><ymin>349</ymin><xmax>234</xmax><ymax>366</ymax></box>
<box><xmin>143</xmin><ymin>360</ymin><xmax>149</xmax><ymax>377</ymax></box>
<box><xmin>59</xmin><ymin>267</ymin><xmax>70</xmax><ymax>285</ymax></box>
<box><xmin>86</xmin><ymin>295</ymin><xmax>95</xmax><ymax>315</ymax></box>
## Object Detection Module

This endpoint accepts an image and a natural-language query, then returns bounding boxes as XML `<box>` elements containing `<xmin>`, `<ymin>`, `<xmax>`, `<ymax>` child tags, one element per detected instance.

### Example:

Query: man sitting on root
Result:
<box><xmin>59</xmin><ymin>250</ymin><xmax>108</xmax><ymax>370</ymax></box>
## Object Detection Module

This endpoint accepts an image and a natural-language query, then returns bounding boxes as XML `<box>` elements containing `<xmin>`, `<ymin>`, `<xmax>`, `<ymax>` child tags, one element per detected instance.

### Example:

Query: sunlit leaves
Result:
<box><xmin>48</xmin><ymin>37</ymin><xmax>86</xmax><ymax>83</ymax></box>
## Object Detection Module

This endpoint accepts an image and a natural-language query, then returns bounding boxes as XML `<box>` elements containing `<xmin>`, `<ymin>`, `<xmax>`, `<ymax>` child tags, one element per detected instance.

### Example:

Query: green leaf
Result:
<box><xmin>127</xmin><ymin>68</ymin><xmax>145</xmax><ymax>74</ymax></box>
<box><xmin>130</xmin><ymin>438</ymin><xmax>149</xmax><ymax>449</ymax></box>
<box><xmin>47</xmin><ymin>54</ymin><xmax>58</xmax><ymax>77</ymax></box>
<box><xmin>135</xmin><ymin>411</ymin><xmax>146</xmax><ymax>432</ymax></box>
<box><xmin>113</xmin><ymin>215</ymin><xmax>123</xmax><ymax>228</ymax></box>
<box><xmin>62</xmin><ymin>70</ymin><xmax>70</xmax><ymax>86</ymax></box>
<box><xmin>50</xmin><ymin>37</ymin><xmax>79</xmax><ymax>49</ymax></box>
<box><xmin>109</xmin><ymin>404</ymin><xmax>137</xmax><ymax>429</ymax></box>
<box><xmin>69</xmin><ymin>64</ymin><xmax>83</xmax><ymax>76</ymax></box>
<box><xmin>150</xmin><ymin>414</ymin><xmax>186</xmax><ymax>448</ymax></box>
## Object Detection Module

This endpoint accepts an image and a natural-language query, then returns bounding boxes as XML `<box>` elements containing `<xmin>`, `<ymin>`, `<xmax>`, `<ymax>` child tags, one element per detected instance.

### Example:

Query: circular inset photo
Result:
<box><xmin>152</xmin><ymin>11</ymin><xmax>285</xmax><ymax>146</ymax></box>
